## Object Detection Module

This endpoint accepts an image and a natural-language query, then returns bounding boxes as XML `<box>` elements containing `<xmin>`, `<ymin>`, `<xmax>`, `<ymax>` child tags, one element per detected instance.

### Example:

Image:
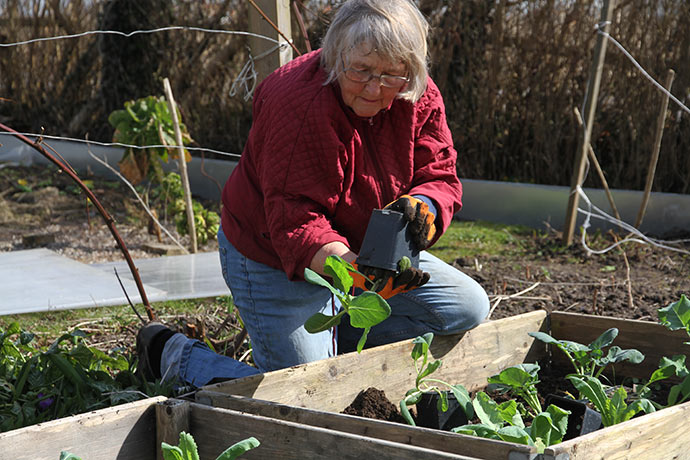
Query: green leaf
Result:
<box><xmin>304</xmin><ymin>311</ymin><xmax>344</xmax><ymax>333</ymax></box>
<box><xmin>59</xmin><ymin>452</ymin><xmax>83</xmax><ymax>460</ymax></box>
<box><xmin>347</xmin><ymin>292</ymin><xmax>391</xmax><ymax>328</ymax></box>
<box><xmin>304</xmin><ymin>268</ymin><xmax>344</xmax><ymax>301</ymax></box>
<box><xmin>323</xmin><ymin>255</ymin><xmax>354</xmax><ymax>294</ymax></box>
<box><xmin>178</xmin><ymin>431</ymin><xmax>200</xmax><ymax>460</ymax></box>
<box><xmin>452</xmin><ymin>423</ymin><xmax>502</xmax><ymax>440</ymax></box>
<box><xmin>400</xmin><ymin>396</ymin><xmax>417</xmax><ymax>426</ymax></box>
<box><xmin>496</xmin><ymin>425</ymin><xmax>533</xmax><ymax>446</ymax></box>
<box><xmin>658</xmin><ymin>295</ymin><xmax>690</xmax><ymax>332</ymax></box>
<box><xmin>417</xmin><ymin>359</ymin><xmax>442</xmax><ymax>381</ymax></box>
<box><xmin>216</xmin><ymin>437</ymin><xmax>260</xmax><ymax>460</ymax></box>
<box><xmin>589</xmin><ymin>328</ymin><xmax>618</xmax><ymax>350</ymax></box>
<box><xmin>449</xmin><ymin>384</ymin><xmax>474</xmax><ymax>420</ymax></box>
<box><xmin>411</xmin><ymin>333</ymin><xmax>433</xmax><ymax>361</ymax></box>
<box><xmin>161</xmin><ymin>444</ymin><xmax>185</xmax><ymax>460</ymax></box>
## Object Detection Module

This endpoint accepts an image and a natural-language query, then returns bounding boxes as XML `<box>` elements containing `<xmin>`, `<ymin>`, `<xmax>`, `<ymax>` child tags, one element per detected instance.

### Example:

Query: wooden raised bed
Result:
<box><xmin>0</xmin><ymin>396</ymin><xmax>478</xmax><ymax>460</ymax></box>
<box><xmin>198</xmin><ymin>310</ymin><xmax>690</xmax><ymax>460</ymax></box>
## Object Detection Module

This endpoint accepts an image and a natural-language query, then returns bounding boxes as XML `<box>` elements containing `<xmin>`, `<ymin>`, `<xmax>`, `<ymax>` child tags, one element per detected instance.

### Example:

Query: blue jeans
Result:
<box><xmin>160</xmin><ymin>227</ymin><xmax>489</xmax><ymax>384</ymax></box>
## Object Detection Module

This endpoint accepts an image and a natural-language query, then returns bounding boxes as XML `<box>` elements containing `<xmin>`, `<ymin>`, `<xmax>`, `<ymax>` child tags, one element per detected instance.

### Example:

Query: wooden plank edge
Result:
<box><xmin>187</xmin><ymin>401</ymin><xmax>482</xmax><ymax>460</ymax></box>
<box><xmin>195</xmin><ymin>390</ymin><xmax>535</xmax><ymax>460</ymax></box>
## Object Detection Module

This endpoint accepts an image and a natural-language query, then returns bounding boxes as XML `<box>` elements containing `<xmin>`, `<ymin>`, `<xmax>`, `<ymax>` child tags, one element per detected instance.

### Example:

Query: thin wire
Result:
<box><xmin>597</xmin><ymin>25</ymin><xmax>690</xmax><ymax>116</ymax></box>
<box><xmin>0</xmin><ymin>132</ymin><xmax>242</xmax><ymax>160</ymax></box>
<box><xmin>0</xmin><ymin>26</ymin><xmax>283</xmax><ymax>47</ymax></box>
<box><xmin>577</xmin><ymin>186</ymin><xmax>690</xmax><ymax>256</ymax></box>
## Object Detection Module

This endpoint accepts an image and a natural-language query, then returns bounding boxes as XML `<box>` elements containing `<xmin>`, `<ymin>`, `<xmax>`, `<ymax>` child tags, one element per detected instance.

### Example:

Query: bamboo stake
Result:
<box><xmin>635</xmin><ymin>69</ymin><xmax>675</xmax><ymax>229</ymax></box>
<box><xmin>573</xmin><ymin>106</ymin><xmax>621</xmax><ymax>221</ymax></box>
<box><xmin>563</xmin><ymin>0</ymin><xmax>616</xmax><ymax>245</ymax></box>
<box><xmin>163</xmin><ymin>78</ymin><xmax>197</xmax><ymax>253</ymax></box>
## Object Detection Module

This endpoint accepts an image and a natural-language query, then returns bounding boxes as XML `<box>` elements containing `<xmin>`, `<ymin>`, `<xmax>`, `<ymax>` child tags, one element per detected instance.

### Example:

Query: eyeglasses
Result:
<box><xmin>341</xmin><ymin>56</ymin><xmax>409</xmax><ymax>89</ymax></box>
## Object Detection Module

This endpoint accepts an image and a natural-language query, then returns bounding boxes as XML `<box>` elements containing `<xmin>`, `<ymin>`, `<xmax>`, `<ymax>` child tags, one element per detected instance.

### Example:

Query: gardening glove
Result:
<box><xmin>384</xmin><ymin>195</ymin><xmax>436</xmax><ymax>250</ymax></box>
<box><xmin>349</xmin><ymin>262</ymin><xmax>430</xmax><ymax>300</ymax></box>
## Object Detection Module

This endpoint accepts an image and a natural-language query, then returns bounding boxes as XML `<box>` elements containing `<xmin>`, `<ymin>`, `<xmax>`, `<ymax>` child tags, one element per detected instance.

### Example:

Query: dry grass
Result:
<box><xmin>1</xmin><ymin>0</ymin><xmax>689</xmax><ymax>192</ymax></box>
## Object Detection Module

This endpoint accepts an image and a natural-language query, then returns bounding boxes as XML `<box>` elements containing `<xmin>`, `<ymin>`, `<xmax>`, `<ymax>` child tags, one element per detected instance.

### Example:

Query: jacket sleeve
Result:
<box><xmin>256</xmin><ymin>93</ymin><xmax>350</xmax><ymax>280</ymax></box>
<box><xmin>407</xmin><ymin>79</ymin><xmax>463</xmax><ymax>245</ymax></box>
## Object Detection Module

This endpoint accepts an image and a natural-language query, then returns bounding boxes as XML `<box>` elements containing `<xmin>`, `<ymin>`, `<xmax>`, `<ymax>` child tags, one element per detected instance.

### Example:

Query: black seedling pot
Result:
<box><xmin>356</xmin><ymin>209</ymin><xmax>420</xmax><ymax>271</ymax></box>
<box><xmin>545</xmin><ymin>394</ymin><xmax>602</xmax><ymax>440</ymax></box>
<box><xmin>415</xmin><ymin>392</ymin><xmax>468</xmax><ymax>431</ymax></box>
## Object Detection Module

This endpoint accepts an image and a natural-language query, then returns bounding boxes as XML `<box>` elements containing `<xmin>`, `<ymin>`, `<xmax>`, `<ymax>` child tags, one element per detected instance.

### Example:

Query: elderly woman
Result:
<box><xmin>137</xmin><ymin>0</ymin><xmax>489</xmax><ymax>386</ymax></box>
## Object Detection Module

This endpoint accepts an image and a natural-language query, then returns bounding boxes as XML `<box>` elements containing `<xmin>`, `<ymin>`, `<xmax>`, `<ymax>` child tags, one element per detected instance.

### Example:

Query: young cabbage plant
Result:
<box><xmin>452</xmin><ymin>391</ymin><xmax>570</xmax><ymax>453</ymax></box>
<box><xmin>161</xmin><ymin>431</ymin><xmax>260</xmax><ymax>460</ymax></box>
<box><xmin>528</xmin><ymin>328</ymin><xmax>644</xmax><ymax>379</ymax></box>
<box><xmin>399</xmin><ymin>333</ymin><xmax>473</xmax><ymax>426</ymax></box>
<box><xmin>654</xmin><ymin>295</ymin><xmax>690</xmax><ymax>406</ymax></box>
<box><xmin>566</xmin><ymin>374</ymin><xmax>655</xmax><ymax>427</ymax></box>
<box><xmin>658</xmin><ymin>294</ymin><xmax>690</xmax><ymax>344</ymax></box>
<box><xmin>304</xmin><ymin>255</ymin><xmax>391</xmax><ymax>353</ymax></box>
<box><xmin>487</xmin><ymin>363</ymin><xmax>542</xmax><ymax>416</ymax></box>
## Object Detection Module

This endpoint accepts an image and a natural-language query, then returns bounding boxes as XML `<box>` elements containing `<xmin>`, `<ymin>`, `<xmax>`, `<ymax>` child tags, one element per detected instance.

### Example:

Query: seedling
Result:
<box><xmin>453</xmin><ymin>391</ymin><xmax>570</xmax><ymax>453</ymax></box>
<box><xmin>59</xmin><ymin>431</ymin><xmax>260</xmax><ymax>460</ymax></box>
<box><xmin>487</xmin><ymin>363</ymin><xmax>542</xmax><ymax>416</ymax></box>
<box><xmin>161</xmin><ymin>431</ymin><xmax>259</xmax><ymax>460</ymax></box>
<box><xmin>304</xmin><ymin>255</ymin><xmax>391</xmax><ymax>353</ymax></box>
<box><xmin>566</xmin><ymin>375</ymin><xmax>655</xmax><ymax>427</ymax></box>
<box><xmin>528</xmin><ymin>328</ymin><xmax>644</xmax><ymax>379</ymax></box>
<box><xmin>399</xmin><ymin>333</ymin><xmax>473</xmax><ymax>426</ymax></box>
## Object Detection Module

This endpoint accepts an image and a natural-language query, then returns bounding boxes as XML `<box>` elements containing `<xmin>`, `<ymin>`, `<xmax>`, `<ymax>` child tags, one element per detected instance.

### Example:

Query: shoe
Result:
<box><xmin>136</xmin><ymin>322</ymin><xmax>170</xmax><ymax>381</ymax></box>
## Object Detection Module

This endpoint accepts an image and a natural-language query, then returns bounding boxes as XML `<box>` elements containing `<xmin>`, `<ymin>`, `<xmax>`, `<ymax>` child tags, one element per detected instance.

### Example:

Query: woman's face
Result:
<box><xmin>338</xmin><ymin>46</ymin><xmax>407</xmax><ymax>118</ymax></box>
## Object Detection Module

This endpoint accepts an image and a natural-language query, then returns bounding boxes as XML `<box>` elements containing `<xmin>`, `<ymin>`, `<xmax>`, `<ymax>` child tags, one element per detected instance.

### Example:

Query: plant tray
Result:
<box><xmin>198</xmin><ymin>311</ymin><xmax>690</xmax><ymax>460</ymax></box>
<box><xmin>0</xmin><ymin>396</ymin><xmax>478</xmax><ymax>460</ymax></box>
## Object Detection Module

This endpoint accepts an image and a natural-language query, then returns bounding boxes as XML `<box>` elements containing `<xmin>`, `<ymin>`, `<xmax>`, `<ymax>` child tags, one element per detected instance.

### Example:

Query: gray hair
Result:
<box><xmin>320</xmin><ymin>0</ymin><xmax>429</xmax><ymax>103</ymax></box>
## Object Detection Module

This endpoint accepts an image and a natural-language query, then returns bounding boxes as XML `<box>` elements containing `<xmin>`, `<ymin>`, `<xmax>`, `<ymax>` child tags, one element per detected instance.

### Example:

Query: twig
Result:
<box><xmin>609</xmin><ymin>231</ymin><xmax>635</xmax><ymax>310</ymax></box>
<box><xmin>85</xmin><ymin>142</ymin><xmax>188</xmax><ymax>253</ymax></box>
<box><xmin>248</xmin><ymin>0</ymin><xmax>301</xmax><ymax>56</ymax></box>
<box><xmin>114</xmin><ymin>267</ymin><xmax>146</xmax><ymax>324</ymax></box>
<box><xmin>0</xmin><ymin>122</ymin><xmax>156</xmax><ymax>320</ymax></box>
<box><xmin>487</xmin><ymin>282</ymin><xmax>542</xmax><ymax>319</ymax></box>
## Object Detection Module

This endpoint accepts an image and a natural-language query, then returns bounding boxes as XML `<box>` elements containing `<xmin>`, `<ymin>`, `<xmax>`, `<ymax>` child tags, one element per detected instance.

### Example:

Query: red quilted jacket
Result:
<box><xmin>221</xmin><ymin>50</ymin><xmax>462</xmax><ymax>280</ymax></box>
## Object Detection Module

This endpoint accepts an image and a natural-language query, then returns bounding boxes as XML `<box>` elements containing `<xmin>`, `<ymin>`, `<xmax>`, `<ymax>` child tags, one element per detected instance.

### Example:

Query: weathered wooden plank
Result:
<box><xmin>195</xmin><ymin>391</ymin><xmax>533</xmax><ymax>460</ymax></box>
<box><xmin>547</xmin><ymin>399</ymin><xmax>690</xmax><ymax>459</ymax></box>
<box><xmin>187</xmin><ymin>402</ymin><xmax>479</xmax><ymax>460</ymax></box>
<box><xmin>0</xmin><ymin>396</ymin><xmax>165</xmax><ymax>460</ymax></box>
<box><xmin>156</xmin><ymin>399</ymin><xmax>190</xmax><ymax>460</ymax></box>
<box><xmin>549</xmin><ymin>312</ymin><xmax>690</xmax><ymax>378</ymax></box>
<box><xmin>202</xmin><ymin>310</ymin><xmax>549</xmax><ymax>410</ymax></box>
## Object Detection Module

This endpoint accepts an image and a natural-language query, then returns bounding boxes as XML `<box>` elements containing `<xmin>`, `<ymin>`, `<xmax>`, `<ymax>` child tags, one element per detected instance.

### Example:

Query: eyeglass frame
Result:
<box><xmin>340</xmin><ymin>54</ymin><xmax>410</xmax><ymax>89</ymax></box>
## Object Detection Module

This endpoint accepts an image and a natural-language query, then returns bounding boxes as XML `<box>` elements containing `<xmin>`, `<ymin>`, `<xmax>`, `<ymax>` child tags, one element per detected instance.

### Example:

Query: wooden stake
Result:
<box><xmin>163</xmin><ymin>78</ymin><xmax>197</xmax><ymax>253</ymax></box>
<box><xmin>563</xmin><ymin>0</ymin><xmax>616</xmax><ymax>246</ymax></box>
<box><xmin>635</xmin><ymin>69</ymin><xmax>675</xmax><ymax>229</ymax></box>
<box><xmin>573</xmin><ymin>106</ymin><xmax>621</xmax><ymax>221</ymax></box>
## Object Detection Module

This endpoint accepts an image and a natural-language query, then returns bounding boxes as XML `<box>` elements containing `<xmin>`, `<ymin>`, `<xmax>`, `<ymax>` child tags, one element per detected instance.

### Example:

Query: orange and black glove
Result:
<box><xmin>384</xmin><ymin>195</ymin><xmax>436</xmax><ymax>250</ymax></box>
<box><xmin>349</xmin><ymin>262</ymin><xmax>430</xmax><ymax>300</ymax></box>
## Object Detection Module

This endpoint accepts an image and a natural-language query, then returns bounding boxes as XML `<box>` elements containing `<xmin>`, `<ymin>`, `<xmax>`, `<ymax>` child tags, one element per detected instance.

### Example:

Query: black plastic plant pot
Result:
<box><xmin>356</xmin><ymin>209</ymin><xmax>420</xmax><ymax>271</ymax></box>
<box><xmin>545</xmin><ymin>394</ymin><xmax>602</xmax><ymax>440</ymax></box>
<box><xmin>415</xmin><ymin>392</ymin><xmax>468</xmax><ymax>431</ymax></box>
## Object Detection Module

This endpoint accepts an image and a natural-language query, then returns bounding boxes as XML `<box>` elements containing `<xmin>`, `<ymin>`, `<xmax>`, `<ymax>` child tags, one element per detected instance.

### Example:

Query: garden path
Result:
<box><xmin>1</xmin><ymin>249</ymin><xmax>228</xmax><ymax>315</ymax></box>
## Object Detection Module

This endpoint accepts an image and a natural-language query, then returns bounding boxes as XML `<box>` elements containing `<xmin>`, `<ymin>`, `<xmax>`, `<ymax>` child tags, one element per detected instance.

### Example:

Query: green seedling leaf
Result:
<box><xmin>324</xmin><ymin>255</ymin><xmax>354</xmax><ymax>294</ymax></box>
<box><xmin>397</xmin><ymin>256</ymin><xmax>411</xmax><ymax>271</ymax></box>
<box><xmin>304</xmin><ymin>311</ymin><xmax>345</xmax><ymax>333</ymax></box>
<box><xmin>496</xmin><ymin>425</ymin><xmax>533</xmax><ymax>447</ymax></box>
<box><xmin>347</xmin><ymin>291</ymin><xmax>391</xmax><ymax>328</ymax></box>
<box><xmin>658</xmin><ymin>295</ymin><xmax>690</xmax><ymax>334</ymax></box>
<box><xmin>304</xmin><ymin>268</ymin><xmax>345</xmax><ymax>300</ymax></box>
<box><xmin>411</xmin><ymin>333</ymin><xmax>433</xmax><ymax>361</ymax></box>
<box><xmin>589</xmin><ymin>328</ymin><xmax>618</xmax><ymax>350</ymax></box>
<box><xmin>449</xmin><ymin>384</ymin><xmax>474</xmax><ymax>420</ymax></box>
<box><xmin>160</xmin><ymin>444</ymin><xmax>185</xmax><ymax>460</ymax></box>
<box><xmin>216</xmin><ymin>437</ymin><xmax>260</xmax><ymax>460</ymax></box>
<box><xmin>59</xmin><ymin>453</ymin><xmax>83</xmax><ymax>460</ymax></box>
